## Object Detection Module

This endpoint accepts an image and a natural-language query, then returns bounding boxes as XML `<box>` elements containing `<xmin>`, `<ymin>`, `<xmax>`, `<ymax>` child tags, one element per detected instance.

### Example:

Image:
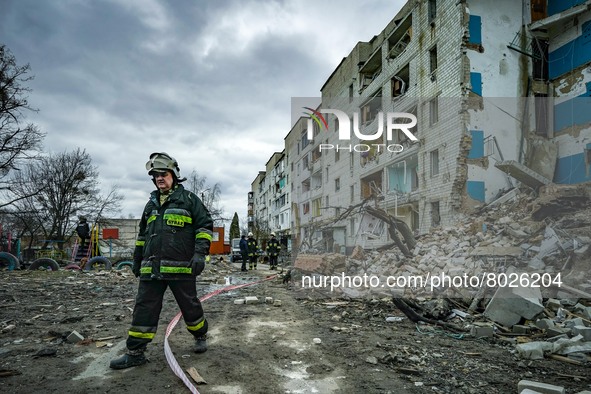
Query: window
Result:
<box><xmin>361</xmin><ymin>91</ymin><xmax>382</xmax><ymax>124</ymax></box>
<box><xmin>349</xmin><ymin>83</ymin><xmax>354</xmax><ymax>103</ymax></box>
<box><xmin>350</xmin><ymin>185</ymin><xmax>355</xmax><ymax>203</ymax></box>
<box><xmin>392</xmin><ymin>64</ymin><xmax>410</xmax><ymax>98</ymax></box>
<box><xmin>350</xmin><ymin>151</ymin><xmax>354</xmax><ymax>168</ymax></box>
<box><xmin>430</xmin><ymin>149</ymin><xmax>439</xmax><ymax>177</ymax></box>
<box><xmin>335</xmin><ymin>177</ymin><xmax>340</xmax><ymax>191</ymax></box>
<box><xmin>335</xmin><ymin>149</ymin><xmax>340</xmax><ymax>162</ymax></box>
<box><xmin>350</xmin><ymin>217</ymin><xmax>356</xmax><ymax>235</ymax></box>
<box><xmin>302</xmin><ymin>202</ymin><xmax>310</xmax><ymax>215</ymax></box>
<box><xmin>325</xmin><ymin>195</ymin><xmax>329</xmax><ymax>207</ymax></box>
<box><xmin>429</xmin><ymin>46</ymin><xmax>438</xmax><ymax>80</ymax></box>
<box><xmin>429</xmin><ymin>96</ymin><xmax>439</xmax><ymax>125</ymax></box>
<box><xmin>431</xmin><ymin>201</ymin><xmax>440</xmax><ymax>227</ymax></box>
<box><xmin>428</xmin><ymin>0</ymin><xmax>437</xmax><ymax>23</ymax></box>
<box><xmin>312</xmin><ymin>198</ymin><xmax>321</xmax><ymax>217</ymax></box>
<box><xmin>387</xmin><ymin>14</ymin><xmax>412</xmax><ymax>60</ymax></box>
<box><xmin>336</xmin><ymin>207</ymin><xmax>341</xmax><ymax>217</ymax></box>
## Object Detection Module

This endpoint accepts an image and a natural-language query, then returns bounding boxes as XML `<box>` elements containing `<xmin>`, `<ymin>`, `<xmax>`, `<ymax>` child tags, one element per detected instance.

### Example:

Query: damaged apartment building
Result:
<box><xmin>250</xmin><ymin>0</ymin><xmax>591</xmax><ymax>255</ymax></box>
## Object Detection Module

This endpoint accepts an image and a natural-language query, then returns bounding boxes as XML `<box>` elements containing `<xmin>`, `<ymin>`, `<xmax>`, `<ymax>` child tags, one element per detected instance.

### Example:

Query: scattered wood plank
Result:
<box><xmin>549</xmin><ymin>354</ymin><xmax>584</xmax><ymax>366</ymax></box>
<box><xmin>186</xmin><ymin>367</ymin><xmax>207</xmax><ymax>385</ymax></box>
<box><xmin>96</xmin><ymin>335</ymin><xmax>119</xmax><ymax>341</ymax></box>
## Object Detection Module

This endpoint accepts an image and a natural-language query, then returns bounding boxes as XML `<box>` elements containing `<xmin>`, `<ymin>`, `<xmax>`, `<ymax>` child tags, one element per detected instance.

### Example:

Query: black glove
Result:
<box><xmin>133</xmin><ymin>245</ymin><xmax>143</xmax><ymax>278</ymax></box>
<box><xmin>132</xmin><ymin>260</ymin><xmax>141</xmax><ymax>278</ymax></box>
<box><xmin>190</xmin><ymin>254</ymin><xmax>206</xmax><ymax>276</ymax></box>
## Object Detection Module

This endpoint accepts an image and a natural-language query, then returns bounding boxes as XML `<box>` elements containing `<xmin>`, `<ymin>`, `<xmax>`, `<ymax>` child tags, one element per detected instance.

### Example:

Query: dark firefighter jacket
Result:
<box><xmin>266</xmin><ymin>238</ymin><xmax>281</xmax><ymax>256</ymax></box>
<box><xmin>247</xmin><ymin>237</ymin><xmax>258</xmax><ymax>257</ymax></box>
<box><xmin>134</xmin><ymin>184</ymin><xmax>213</xmax><ymax>280</ymax></box>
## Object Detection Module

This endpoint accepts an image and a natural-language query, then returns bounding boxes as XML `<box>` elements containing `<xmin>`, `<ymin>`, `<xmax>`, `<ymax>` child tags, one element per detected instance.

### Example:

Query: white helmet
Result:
<box><xmin>270</xmin><ymin>232</ymin><xmax>275</xmax><ymax>237</ymax></box>
<box><xmin>145</xmin><ymin>152</ymin><xmax>186</xmax><ymax>182</ymax></box>
<box><xmin>248</xmin><ymin>232</ymin><xmax>253</xmax><ymax>237</ymax></box>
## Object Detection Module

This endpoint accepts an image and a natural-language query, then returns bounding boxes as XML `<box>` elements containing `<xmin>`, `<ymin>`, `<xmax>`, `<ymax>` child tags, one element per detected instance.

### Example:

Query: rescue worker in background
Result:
<box><xmin>110</xmin><ymin>152</ymin><xmax>213</xmax><ymax>370</ymax></box>
<box><xmin>266</xmin><ymin>232</ymin><xmax>281</xmax><ymax>270</ymax></box>
<box><xmin>76</xmin><ymin>216</ymin><xmax>91</xmax><ymax>250</ymax></box>
<box><xmin>246</xmin><ymin>232</ymin><xmax>258</xmax><ymax>270</ymax></box>
<box><xmin>239</xmin><ymin>234</ymin><xmax>248</xmax><ymax>272</ymax></box>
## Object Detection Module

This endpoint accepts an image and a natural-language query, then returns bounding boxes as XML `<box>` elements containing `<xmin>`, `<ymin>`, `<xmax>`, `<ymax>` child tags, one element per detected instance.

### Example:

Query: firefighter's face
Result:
<box><xmin>153</xmin><ymin>170</ymin><xmax>173</xmax><ymax>192</ymax></box>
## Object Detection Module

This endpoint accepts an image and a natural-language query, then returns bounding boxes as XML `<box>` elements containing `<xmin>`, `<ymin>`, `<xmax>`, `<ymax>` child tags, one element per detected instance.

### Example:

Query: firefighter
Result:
<box><xmin>239</xmin><ymin>234</ymin><xmax>248</xmax><ymax>272</ymax></box>
<box><xmin>110</xmin><ymin>152</ymin><xmax>213</xmax><ymax>370</ymax></box>
<box><xmin>246</xmin><ymin>232</ymin><xmax>258</xmax><ymax>270</ymax></box>
<box><xmin>266</xmin><ymin>232</ymin><xmax>281</xmax><ymax>270</ymax></box>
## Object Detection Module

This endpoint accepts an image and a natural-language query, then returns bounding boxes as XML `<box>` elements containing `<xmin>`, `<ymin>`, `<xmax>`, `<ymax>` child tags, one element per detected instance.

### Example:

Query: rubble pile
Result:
<box><xmin>294</xmin><ymin>186</ymin><xmax>591</xmax><ymax>367</ymax></box>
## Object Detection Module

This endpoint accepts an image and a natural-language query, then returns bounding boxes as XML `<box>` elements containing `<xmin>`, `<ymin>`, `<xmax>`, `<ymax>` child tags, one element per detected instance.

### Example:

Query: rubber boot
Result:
<box><xmin>193</xmin><ymin>335</ymin><xmax>207</xmax><ymax>353</ymax></box>
<box><xmin>109</xmin><ymin>350</ymin><xmax>147</xmax><ymax>369</ymax></box>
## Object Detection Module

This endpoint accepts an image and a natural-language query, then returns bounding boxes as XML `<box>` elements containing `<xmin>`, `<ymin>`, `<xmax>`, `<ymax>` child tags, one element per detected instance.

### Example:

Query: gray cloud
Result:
<box><xmin>1</xmin><ymin>0</ymin><xmax>402</xmax><ymax>222</ymax></box>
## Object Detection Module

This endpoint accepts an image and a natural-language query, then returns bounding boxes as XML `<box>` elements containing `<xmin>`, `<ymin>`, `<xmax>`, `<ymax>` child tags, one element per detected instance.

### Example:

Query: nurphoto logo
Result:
<box><xmin>303</xmin><ymin>107</ymin><xmax>418</xmax><ymax>153</ymax></box>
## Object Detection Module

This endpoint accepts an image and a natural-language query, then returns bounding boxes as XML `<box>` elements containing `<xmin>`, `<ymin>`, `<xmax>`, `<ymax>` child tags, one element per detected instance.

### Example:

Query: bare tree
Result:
<box><xmin>0</xmin><ymin>45</ymin><xmax>45</xmax><ymax>207</ymax></box>
<box><xmin>10</xmin><ymin>148</ymin><xmax>121</xmax><ymax>249</ymax></box>
<box><xmin>185</xmin><ymin>169</ymin><xmax>226</xmax><ymax>224</ymax></box>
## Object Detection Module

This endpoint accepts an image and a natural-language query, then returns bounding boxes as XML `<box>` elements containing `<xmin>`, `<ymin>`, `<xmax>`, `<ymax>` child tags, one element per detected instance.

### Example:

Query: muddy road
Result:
<box><xmin>0</xmin><ymin>264</ymin><xmax>589</xmax><ymax>393</ymax></box>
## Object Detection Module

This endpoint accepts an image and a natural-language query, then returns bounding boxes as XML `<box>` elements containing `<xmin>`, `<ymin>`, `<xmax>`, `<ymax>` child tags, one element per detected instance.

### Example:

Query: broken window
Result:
<box><xmin>431</xmin><ymin>201</ymin><xmax>440</xmax><ymax>227</ymax></box>
<box><xmin>392</xmin><ymin>106</ymin><xmax>418</xmax><ymax>146</ymax></box>
<box><xmin>429</xmin><ymin>96</ymin><xmax>439</xmax><ymax>125</ymax></box>
<box><xmin>387</xmin><ymin>14</ymin><xmax>412</xmax><ymax>60</ymax></box>
<box><xmin>430</xmin><ymin>149</ymin><xmax>439</xmax><ymax>177</ymax></box>
<box><xmin>428</xmin><ymin>0</ymin><xmax>437</xmax><ymax>23</ymax></box>
<box><xmin>429</xmin><ymin>46</ymin><xmax>438</xmax><ymax>80</ymax></box>
<box><xmin>392</xmin><ymin>64</ymin><xmax>410</xmax><ymax>98</ymax></box>
<box><xmin>301</xmin><ymin>178</ymin><xmax>310</xmax><ymax>193</ymax></box>
<box><xmin>361</xmin><ymin>90</ymin><xmax>382</xmax><ymax>125</ymax></box>
<box><xmin>359</xmin><ymin>48</ymin><xmax>383</xmax><ymax>92</ymax></box>
<box><xmin>361</xmin><ymin>171</ymin><xmax>383</xmax><ymax>199</ymax></box>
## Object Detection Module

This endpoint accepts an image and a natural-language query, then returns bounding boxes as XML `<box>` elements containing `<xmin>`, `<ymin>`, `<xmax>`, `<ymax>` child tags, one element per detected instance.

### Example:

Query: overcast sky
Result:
<box><xmin>1</xmin><ymin>0</ymin><xmax>403</xmax><ymax>227</ymax></box>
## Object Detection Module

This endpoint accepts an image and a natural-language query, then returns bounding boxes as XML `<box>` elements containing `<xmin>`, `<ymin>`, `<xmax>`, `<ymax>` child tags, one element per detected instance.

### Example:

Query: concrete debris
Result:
<box><xmin>66</xmin><ymin>330</ymin><xmax>84</xmax><ymax>344</ymax></box>
<box><xmin>518</xmin><ymin>379</ymin><xmax>565</xmax><ymax>394</ymax></box>
<box><xmin>244</xmin><ymin>296</ymin><xmax>259</xmax><ymax>304</ymax></box>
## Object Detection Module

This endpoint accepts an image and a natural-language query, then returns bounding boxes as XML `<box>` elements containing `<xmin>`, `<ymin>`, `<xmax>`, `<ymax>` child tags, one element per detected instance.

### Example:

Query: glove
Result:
<box><xmin>132</xmin><ymin>260</ymin><xmax>141</xmax><ymax>278</ymax></box>
<box><xmin>190</xmin><ymin>254</ymin><xmax>206</xmax><ymax>276</ymax></box>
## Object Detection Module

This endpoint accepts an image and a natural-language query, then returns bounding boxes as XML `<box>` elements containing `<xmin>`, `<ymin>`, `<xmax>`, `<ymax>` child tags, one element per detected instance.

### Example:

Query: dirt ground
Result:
<box><xmin>1</xmin><ymin>262</ymin><xmax>590</xmax><ymax>394</ymax></box>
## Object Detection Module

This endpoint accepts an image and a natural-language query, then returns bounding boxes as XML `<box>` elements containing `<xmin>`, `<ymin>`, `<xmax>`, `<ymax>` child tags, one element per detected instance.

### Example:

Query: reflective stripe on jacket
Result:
<box><xmin>135</xmin><ymin>184</ymin><xmax>213</xmax><ymax>280</ymax></box>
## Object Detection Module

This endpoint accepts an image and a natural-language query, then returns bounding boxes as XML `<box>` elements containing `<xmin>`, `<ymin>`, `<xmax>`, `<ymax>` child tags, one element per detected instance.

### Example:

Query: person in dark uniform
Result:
<box><xmin>266</xmin><ymin>232</ymin><xmax>281</xmax><ymax>270</ymax></box>
<box><xmin>239</xmin><ymin>234</ymin><xmax>248</xmax><ymax>272</ymax></box>
<box><xmin>246</xmin><ymin>232</ymin><xmax>258</xmax><ymax>270</ymax></box>
<box><xmin>110</xmin><ymin>152</ymin><xmax>213</xmax><ymax>369</ymax></box>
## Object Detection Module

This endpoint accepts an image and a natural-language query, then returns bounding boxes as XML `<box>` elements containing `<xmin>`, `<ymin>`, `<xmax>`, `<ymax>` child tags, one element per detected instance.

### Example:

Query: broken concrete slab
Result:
<box><xmin>517</xmin><ymin>379</ymin><xmax>565</xmax><ymax>394</ymax></box>
<box><xmin>67</xmin><ymin>330</ymin><xmax>84</xmax><ymax>344</ymax></box>
<box><xmin>495</xmin><ymin>160</ymin><xmax>551</xmax><ymax>190</ymax></box>
<box><xmin>244</xmin><ymin>296</ymin><xmax>259</xmax><ymax>304</ymax></box>
<box><xmin>484</xmin><ymin>274</ymin><xmax>544</xmax><ymax>327</ymax></box>
<box><xmin>515</xmin><ymin>342</ymin><xmax>553</xmax><ymax>360</ymax></box>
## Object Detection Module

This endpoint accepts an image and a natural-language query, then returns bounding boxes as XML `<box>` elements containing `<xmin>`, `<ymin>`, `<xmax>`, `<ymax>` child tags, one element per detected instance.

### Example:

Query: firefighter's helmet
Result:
<box><xmin>270</xmin><ymin>232</ymin><xmax>275</xmax><ymax>237</ymax></box>
<box><xmin>248</xmin><ymin>232</ymin><xmax>253</xmax><ymax>237</ymax></box>
<box><xmin>145</xmin><ymin>152</ymin><xmax>185</xmax><ymax>182</ymax></box>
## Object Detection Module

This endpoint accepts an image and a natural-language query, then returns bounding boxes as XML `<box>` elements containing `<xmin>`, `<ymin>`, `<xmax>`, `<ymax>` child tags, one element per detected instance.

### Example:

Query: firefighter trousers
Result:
<box><xmin>126</xmin><ymin>279</ymin><xmax>208</xmax><ymax>351</ymax></box>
